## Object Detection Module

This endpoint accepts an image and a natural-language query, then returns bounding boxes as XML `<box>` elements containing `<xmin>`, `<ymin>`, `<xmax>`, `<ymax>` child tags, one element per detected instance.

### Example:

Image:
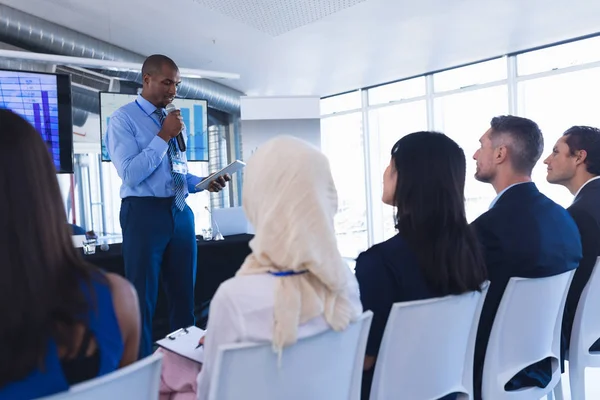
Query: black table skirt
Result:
<box><xmin>82</xmin><ymin>234</ymin><xmax>252</xmax><ymax>340</ymax></box>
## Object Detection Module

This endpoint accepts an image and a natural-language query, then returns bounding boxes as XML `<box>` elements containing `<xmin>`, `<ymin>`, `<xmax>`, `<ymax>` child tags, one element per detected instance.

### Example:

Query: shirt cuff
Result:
<box><xmin>188</xmin><ymin>174</ymin><xmax>204</xmax><ymax>186</ymax></box>
<box><xmin>188</xmin><ymin>175</ymin><xmax>205</xmax><ymax>193</ymax></box>
<box><xmin>148</xmin><ymin>135</ymin><xmax>169</xmax><ymax>157</ymax></box>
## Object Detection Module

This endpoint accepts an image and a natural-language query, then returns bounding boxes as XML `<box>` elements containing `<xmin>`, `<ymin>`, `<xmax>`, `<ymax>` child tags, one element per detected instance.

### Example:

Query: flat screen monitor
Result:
<box><xmin>100</xmin><ymin>92</ymin><xmax>209</xmax><ymax>162</ymax></box>
<box><xmin>0</xmin><ymin>69</ymin><xmax>74</xmax><ymax>173</ymax></box>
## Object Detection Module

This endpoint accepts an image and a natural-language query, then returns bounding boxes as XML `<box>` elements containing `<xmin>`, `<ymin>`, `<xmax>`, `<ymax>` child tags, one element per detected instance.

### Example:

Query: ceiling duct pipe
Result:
<box><xmin>72</xmin><ymin>107</ymin><xmax>88</xmax><ymax>127</ymax></box>
<box><xmin>0</xmin><ymin>4</ymin><xmax>243</xmax><ymax>114</ymax></box>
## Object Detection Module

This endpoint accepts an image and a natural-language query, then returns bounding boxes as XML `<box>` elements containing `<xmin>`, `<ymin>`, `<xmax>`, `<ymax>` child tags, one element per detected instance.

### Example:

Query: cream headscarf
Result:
<box><xmin>237</xmin><ymin>135</ymin><xmax>355</xmax><ymax>353</ymax></box>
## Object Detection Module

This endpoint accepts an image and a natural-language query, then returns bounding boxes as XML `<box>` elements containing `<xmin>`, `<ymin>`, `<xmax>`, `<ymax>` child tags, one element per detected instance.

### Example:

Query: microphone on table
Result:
<box><xmin>165</xmin><ymin>103</ymin><xmax>186</xmax><ymax>152</ymax></box>
<box><xmin>205</xmin><ymin>206</ymin><xmax>224</xmax><ymax>241</ymax></box>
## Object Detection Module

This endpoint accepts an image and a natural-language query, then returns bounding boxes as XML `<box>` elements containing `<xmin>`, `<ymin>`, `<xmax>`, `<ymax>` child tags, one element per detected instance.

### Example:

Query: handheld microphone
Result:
<box><xmin>165</xmin><ymin>103</ymin><xmax>186</xmax><ymax>152</ymax></box>
<box><xmin>205</xmin><ymin>206</ymin><xmax>224</xmax><ymax>241</ymax></box>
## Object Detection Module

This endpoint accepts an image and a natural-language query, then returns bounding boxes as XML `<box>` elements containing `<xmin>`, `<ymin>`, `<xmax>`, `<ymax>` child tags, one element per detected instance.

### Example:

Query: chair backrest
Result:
<box><xmin>208</xmin><ymin>311</ymin><xmax>373</xmax><ymax>400</ymax></box>
<box><xmin>38</xmin><ymin>353</ymin><xmax>163</xmax><ymax>400</ymax></box>
<box><xmin>482</xmin><ymin>270</ymin><xmax>574</xmax><ymax>399</ymax></box>
<box><xmin>370</xmin><ymin>284</ymin><xmax>489</xmax><ymax>400</ymax></box>
<box><xmin>571</xmin><ymin>257</ymin><xmax>600</xmax><ymax>366</ymax></box>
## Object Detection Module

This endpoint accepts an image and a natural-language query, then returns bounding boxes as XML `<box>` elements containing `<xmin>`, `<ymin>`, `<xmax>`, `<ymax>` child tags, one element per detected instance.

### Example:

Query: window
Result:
<box><xmin>72</xmin><ymin>154</ymin><xmax>100</xmax><ymax>233</ymax></box>
<box><xmin>316</xmin><ymin>34</ymin><xmax>600</xmax><ymax>250</ymax></box>
<box><xmin>186</xmin><ymin>163</ymin><xmax>211</xmax><ymax>234</ymax></box>
<box><xmin>434</xmin><ymin>58</ymin><xmax>507</xmax><ymax>92</ymax></box>
<box><xmin>320</xmin><ymin>91</ymin><xmax>361</xmax><ymax>115</ymax></box>
<box><xmin>368</xmin><ymin>101</ymin><xmax>428</xmax><ymax>240</ymax></box>
<box><xmin>368</xmin><ymin>77</ymin><xmax>426</xmax><ymax>106</ymax></box>
<box><xmin>518</xmin><ymin>67</ymin><xmax>600</xmax><ymax>207</ymax></box>
<box><xmin>433</xmin><ymin>86</ymin><xmax>508</xmax><ymax>221</ymax></box>
<box><xmin>517</xmin><ymin>36</ymin><xmax>600</xmax><ymax>76</ymax></box>
<box><xmin>101</xmin><ymin>163</ymin><xmax>123</xmax><ymax>236</ymax></box>
<box><xmin>321</xmin><ymin>112</ymin><xmax>368</xmax><ymax>257</ymax></box>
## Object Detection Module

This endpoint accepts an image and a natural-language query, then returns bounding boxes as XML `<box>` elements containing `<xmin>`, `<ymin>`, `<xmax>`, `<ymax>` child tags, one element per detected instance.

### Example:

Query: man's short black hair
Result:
<box><xmin>563</xmin><ymin>126</ymin><xmax>600</xmax><ymax>175</ymax></box>
<box><xmin>489</xmin><ymin>115</ymin><xmax>544</xmax><ymax>175</ymax></box>
<box><xmin>141</xmin><ymin>54</ymin><xmax>178</xmax><ymax>76</ymax></box>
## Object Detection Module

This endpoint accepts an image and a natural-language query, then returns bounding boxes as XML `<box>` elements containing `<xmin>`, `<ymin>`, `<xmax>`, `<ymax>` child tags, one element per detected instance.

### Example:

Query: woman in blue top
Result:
<box><xmin>355</xmin><ymin>131</ymin><xmax>487</xmax><ymax>399</ymax></box>
<box><xmin>0</xmin><ymin>110</ymin><xmax>141</xmax><ymax>399</ymax></box>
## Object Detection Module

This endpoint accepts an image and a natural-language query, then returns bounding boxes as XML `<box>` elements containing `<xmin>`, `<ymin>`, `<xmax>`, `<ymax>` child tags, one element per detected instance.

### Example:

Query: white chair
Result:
<box><xmin>370</xmin><ymin>283</ymin><xmax>489</xmax><ymax>400</ymax></box>
<box><xmin>481</xmin><ymin>271</ymin><xmax>575</xmax><ymax>400</ymax></box>
<box><xmin>556</xmin><ymin>257</ymin><xmax>600</xmax><ymax>400</ymax></box>
<box><xmin>37</xmin><ymin>353</ymin><xmax>163</xmax><ymax>400</ymax></box>
<box><xmin>208</xmin><ymin>311</ymin><xmax>373</xmax><ymax>400</ymax></box>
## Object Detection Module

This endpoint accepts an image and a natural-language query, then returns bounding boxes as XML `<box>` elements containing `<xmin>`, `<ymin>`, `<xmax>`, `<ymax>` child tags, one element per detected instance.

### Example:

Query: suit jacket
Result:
<box><xmin>471</xmin><ymin>182</ymin><xmax>582</xmax><ymax>399</ymax></box>
<box><xmin>563</xmin><ymin>178</ymin><xmax>600</xmax><ymax>356</ymax></box>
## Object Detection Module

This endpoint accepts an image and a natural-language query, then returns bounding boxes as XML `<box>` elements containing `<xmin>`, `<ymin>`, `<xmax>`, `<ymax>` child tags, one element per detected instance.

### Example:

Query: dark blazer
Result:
<box><xmin>471</xmin><ymin>182</ymin><xmax>582</xmax><ymax>399</ymax></box>
<box><xmin>355</xmin><ymin>234</ymin><xmax>456</xmax><ymax>400</ymax></box>
<box><xmin>563</xmin><ymin>178</ymin><xmax>600</xmax><ymax>356</ymax></box>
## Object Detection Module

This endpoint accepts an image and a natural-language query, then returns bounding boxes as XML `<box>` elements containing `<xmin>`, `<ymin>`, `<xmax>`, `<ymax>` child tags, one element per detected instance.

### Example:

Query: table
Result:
<box><xmin>83</xmin><ymin>234</ymin><xmax>253</xmax><ymax>340</ymax></box>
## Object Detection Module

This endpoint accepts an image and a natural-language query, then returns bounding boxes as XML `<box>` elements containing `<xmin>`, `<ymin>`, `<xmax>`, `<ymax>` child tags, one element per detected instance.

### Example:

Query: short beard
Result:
<box><xmin>475</xmin><ymin>171</ymin><xmax>493</xmax><ymax>183</ymax></box>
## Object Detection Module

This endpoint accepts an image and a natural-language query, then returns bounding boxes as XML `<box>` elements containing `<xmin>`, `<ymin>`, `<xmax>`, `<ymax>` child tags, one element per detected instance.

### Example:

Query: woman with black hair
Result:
<box><xmin>0</xmin><ymin>109</ymin><xmax>141</xmax><ymax>399</ymax></box>
<box><xmin>356</xmin><ymin>131</ymin><xmax>487</xmax><ymax>399</ymax></box>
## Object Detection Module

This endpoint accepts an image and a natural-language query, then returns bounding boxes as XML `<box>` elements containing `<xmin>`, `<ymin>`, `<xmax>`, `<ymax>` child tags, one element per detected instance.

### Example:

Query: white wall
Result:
<box><xmin>241</xmin><ymin>119</ymin><xmax>321</xmax><ymax>159</ymax></box>
<box><xmin>73</xmin><ymin>113</ymin><xmax>101</xmax><ymax>154</ymax></box>
<box><xmin>240</xmin><ymin>96</ymin><xmax>321</xmax><ymax>160</ymax></box>
<box><xmin>241</xmin><ymin>96</ymin><xmax>321</xmax><ymax>120</ymax></box>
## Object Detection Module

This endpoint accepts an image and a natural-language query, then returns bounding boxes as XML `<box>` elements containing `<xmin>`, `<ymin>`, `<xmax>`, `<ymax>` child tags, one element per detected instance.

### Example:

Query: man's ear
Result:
<box><xmin>494</xmin><ymin>145</ymin><xmax>508</xmax><ymax>165</ymax></box>
<box><xmin>575</xmin><ymin>149</ymin><xmax>588</xmax><ymax>166</ymax></box>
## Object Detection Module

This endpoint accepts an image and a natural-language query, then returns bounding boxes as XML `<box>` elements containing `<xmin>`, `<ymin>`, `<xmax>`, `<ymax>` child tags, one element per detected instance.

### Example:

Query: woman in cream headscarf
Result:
<box><xmin>195</xmin><ymin>135</ymin><xmax>363</xmax><ymax>399</ymax></box>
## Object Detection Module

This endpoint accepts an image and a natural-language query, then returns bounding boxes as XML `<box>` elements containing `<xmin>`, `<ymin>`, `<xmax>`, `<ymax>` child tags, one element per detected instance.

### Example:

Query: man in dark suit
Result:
<box><xmin>471</xmin><ymin>115</ymin><xmax>582</xmax><ymax>399</ymax></box>
<box><xmin>544</xmin><ymin>126</ymin><xmax>600</xmax><ymax>357</ymax></box>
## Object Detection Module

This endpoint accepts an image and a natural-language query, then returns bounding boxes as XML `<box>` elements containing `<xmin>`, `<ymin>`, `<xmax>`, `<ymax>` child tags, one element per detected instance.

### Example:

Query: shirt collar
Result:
<box><xmin>573</xmin><ymin>176</ymin><xmax>600</xmax><ymax>201</ymax></box>
<box><xmin>489</xmin><ymin>182</ymin><xmax>529</xmax><ymax>209</ymax></box>
<box><xmin>136</xmin><ymin>94</ymin><xmax>161</xmax><ymax>116</ymax></box>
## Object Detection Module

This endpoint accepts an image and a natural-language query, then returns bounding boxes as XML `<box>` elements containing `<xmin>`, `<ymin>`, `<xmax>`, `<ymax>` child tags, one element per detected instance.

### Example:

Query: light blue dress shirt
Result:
<box><xmin>105</xmin><ymin>95</ymin><xmax>204</xmax><ymax>199</ymax></box>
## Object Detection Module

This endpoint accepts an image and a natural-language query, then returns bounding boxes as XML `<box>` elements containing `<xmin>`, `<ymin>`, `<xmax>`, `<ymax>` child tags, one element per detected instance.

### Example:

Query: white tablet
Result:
<box><xmin>195</xmin><ymin>160</ymin><xmax>246</xmax><ymax>191</ymax></box>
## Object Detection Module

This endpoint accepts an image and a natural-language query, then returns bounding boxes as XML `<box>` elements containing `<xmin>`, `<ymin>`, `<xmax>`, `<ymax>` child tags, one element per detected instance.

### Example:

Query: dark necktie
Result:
<box><xmin>154</xmin><ymin>109</ymin><xmax>186</xmax><ymax>210</ymax></box>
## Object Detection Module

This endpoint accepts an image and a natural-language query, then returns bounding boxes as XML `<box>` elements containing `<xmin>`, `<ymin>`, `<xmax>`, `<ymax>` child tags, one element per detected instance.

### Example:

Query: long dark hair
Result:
<box><xmin>0</xmin><ymin>110</ymin><xmax>98</xmax><ymax>386</ymax></box>
<box><xmin>391</xmin><ymin>131</ymin><xmax>486</xmax><ymax>295</ymax></box>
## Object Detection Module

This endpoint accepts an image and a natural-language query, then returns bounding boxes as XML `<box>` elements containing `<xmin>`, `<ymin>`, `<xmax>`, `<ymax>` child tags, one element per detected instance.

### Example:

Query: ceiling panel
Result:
<box><xmin>193</xmin><ymin>0</ymin><xmax>367</xmax><ymax>36</ymax></box>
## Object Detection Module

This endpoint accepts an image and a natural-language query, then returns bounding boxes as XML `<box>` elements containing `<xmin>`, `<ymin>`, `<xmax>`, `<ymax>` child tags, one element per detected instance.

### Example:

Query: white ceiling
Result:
<box><xmin>2</xmin><ymin>0</ymin><xmax>600</xmax><ymax>97</ymax></box>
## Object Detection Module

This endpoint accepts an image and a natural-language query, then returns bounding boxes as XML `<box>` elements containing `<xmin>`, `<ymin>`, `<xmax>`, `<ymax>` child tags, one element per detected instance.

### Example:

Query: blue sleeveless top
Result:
<box><xmin>0</xmin><ymin>276</ymin><xmax>124</xmax><ymax>400</ymax></box>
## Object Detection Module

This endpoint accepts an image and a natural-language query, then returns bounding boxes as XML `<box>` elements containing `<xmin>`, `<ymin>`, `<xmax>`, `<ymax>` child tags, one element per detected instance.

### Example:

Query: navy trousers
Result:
<box><xmin>120</xmin><ymin>196</ymin><xmax>197</xmax><ymax>358</ymax></box>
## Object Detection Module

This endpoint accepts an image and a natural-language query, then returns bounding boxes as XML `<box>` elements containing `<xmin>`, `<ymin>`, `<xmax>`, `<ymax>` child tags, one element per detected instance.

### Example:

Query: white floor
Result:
<box><xmin>547</xmin><ymin>364</ymin><xmax>600</xmax><ymax>400</ymax></box>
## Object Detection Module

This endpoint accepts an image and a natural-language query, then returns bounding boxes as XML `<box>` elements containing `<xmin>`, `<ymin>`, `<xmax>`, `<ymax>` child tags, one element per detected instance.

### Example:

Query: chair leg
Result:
<box><xmin>553</xmin><ymin>378</ymin><xmax>565</xmax><ymax>400</ymax></box>
<box><xmin>569</xmin><ymin>362</ymin><xmax>585</xmax><ymax>400</ymax></box>
<box><xmin>547</xmin><ymin>390</ymin><xmax>555</xmax><ymax>400</ymax></box>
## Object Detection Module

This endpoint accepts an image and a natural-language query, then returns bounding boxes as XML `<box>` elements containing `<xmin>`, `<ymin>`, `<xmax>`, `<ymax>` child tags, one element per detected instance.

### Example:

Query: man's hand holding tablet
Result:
<box><xmin>207</xmin><ymin>174</ymin><xmax>231</xmax><ymax>192</ymax></box>
<box><xmin>196</xmin><ymin>160</ymin><xmax>246</xmax><ymax>192</ymax></box>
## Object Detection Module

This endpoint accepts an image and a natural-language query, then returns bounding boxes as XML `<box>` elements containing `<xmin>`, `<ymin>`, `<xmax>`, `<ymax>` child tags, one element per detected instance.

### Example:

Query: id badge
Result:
<box><xmin>172</xmin><ymin>150</ymin><xmax>188</xmax><ymax>175</ymax></box>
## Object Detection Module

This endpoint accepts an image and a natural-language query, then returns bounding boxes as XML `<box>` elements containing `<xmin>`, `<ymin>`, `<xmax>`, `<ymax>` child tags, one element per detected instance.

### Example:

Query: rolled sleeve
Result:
<box><xmin>106</xmin><ymin>113</ymin><xmax>169</xmax><ymax>188</ymax></box>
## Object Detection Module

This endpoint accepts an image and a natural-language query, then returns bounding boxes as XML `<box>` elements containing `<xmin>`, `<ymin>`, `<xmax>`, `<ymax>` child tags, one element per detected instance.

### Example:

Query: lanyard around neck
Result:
<box><xmin>135</xmin><ymin>100</ymin><xmax>163</xmax><ymax>129</ymax></box>
<box><xmin>268</xmin><ymin>270</ymin><xmax>309</xmax><ymax>277</ymax></box>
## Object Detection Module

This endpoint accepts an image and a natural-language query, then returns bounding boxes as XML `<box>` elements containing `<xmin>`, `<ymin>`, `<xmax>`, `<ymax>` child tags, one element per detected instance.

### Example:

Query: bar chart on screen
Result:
<box><xmin>0</xmin><ymin>70</ymin><xmax>61</xmax><ymax>167</ymax></box>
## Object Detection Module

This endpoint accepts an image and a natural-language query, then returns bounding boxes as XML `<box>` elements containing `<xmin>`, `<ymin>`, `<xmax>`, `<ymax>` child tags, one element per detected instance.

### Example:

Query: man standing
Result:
<box><xmin>106</xmin><ymin>54</ymin><xmax>229</xmax><ymax>357</ymax></box>
<box><xmin>470</xmin><ymin>115</ymin><xmax>582</xmax><ymax>398</ymax></box>
<box><xmin>544</xmin><ymin>126</ymin><xmax>600</xmax><ymax>356</ymax></box>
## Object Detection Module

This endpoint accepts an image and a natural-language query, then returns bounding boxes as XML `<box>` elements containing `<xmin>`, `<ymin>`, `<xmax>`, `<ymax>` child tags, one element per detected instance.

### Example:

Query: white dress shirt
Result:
<box><xmin>196</xmin><ymin>267</ymin><xmax>363</xmax><ymax>400</ymax></box>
